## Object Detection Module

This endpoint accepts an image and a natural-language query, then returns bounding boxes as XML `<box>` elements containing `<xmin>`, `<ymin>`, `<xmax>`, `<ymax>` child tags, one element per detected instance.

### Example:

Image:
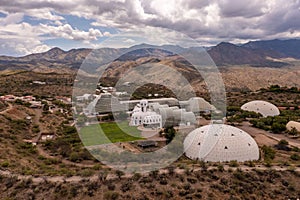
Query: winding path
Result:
<box><xmin>240</xmin><ymin>121</ymin><xmax>300</xmax><ymax>148</ymax></box>
<box><xmin>1</xmin><ymin>163</ymin><xmax>299</xmax><ymax>184</ymax></box>
<box><xmin>0</xmin><ymin>103</ymin><xmax>13</xmax><ymax>114</ymax></box>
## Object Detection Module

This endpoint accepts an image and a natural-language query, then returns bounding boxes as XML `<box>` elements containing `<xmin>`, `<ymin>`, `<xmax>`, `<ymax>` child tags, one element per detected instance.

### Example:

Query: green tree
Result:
<box><xmin>271</xmin><ymin>122</ymin><xmax>286</xmax><ymax>133</ymax></box>
<box><xmin>164</xmin><ymin>126</ymin><xmax>176</xmax><ymax>144</ymax></box>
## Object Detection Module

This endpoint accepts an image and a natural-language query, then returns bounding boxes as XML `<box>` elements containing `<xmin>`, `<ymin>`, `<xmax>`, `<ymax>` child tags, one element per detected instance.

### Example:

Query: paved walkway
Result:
<box><xmin>239</xmin><ymin>122</ymin><xmax>300</xmax><ymax>148</ymax></box>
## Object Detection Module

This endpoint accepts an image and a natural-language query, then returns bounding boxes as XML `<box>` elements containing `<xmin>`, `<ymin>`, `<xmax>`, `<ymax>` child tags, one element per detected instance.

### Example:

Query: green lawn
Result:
<box><xmin>79</xmin><ymin>121</ymin><xmax>143</xmax><ymax>146</ymax></box>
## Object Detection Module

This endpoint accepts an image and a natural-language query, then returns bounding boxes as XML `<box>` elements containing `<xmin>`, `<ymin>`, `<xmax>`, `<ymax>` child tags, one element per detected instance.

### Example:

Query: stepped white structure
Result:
<box><xmin>241</xmin><ymin>100</ymin><xmax>280</xmax><ymax>117</ymax></box>
<box><xmin>184</xmin><ymin>124</ymin><xmax>259</xmax><ymax>162</ymax></box>
<box><xmin>130</xmin><ymin>99</ymin><xmax>198</xmax><ymax>128</ymax></box>
<box><xmin>130</xmin><ymin>100</ymin><xmax>162</xmax><ymax>128</ymax></box>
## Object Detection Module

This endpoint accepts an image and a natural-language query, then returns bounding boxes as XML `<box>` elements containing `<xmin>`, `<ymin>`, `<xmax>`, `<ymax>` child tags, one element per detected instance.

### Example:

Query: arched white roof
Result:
<box><xmin>180</xmin><ymin>97</ymin><xmax>215</xmax><ymax>112</ymax></box>
<box><xmin>158</xmin><ymin>107</ymin><xmax>174</xmax><ymax>119</ymax></box>
<box><xmin>183</xmin><ymin>112</ymin><xmax>197</xmax><ymax>124</ymax></box>
<box><xmin>241</xmin><ymin>100</ymin><xmax>280</xmax><ymax>117</ymax></box>
<box><xmin>184</xmin><ymin>124</ymin><xmax>259</xmax><ymax>162</ymax></box>
<box><xmin>286</xmin><ymin>121</ymin><xmax>300</xmax><ymax>132</ymax></box>
<box><xmin>173</xmin><ymin>109</ymin><xmax>186</xmax><ymax>121</ymax></box>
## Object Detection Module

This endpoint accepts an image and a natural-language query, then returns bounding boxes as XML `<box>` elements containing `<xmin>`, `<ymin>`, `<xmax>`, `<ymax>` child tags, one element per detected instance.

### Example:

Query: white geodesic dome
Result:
<box><xmin>184</xmin><ymin>124</ymin><xmax>259</xmax><ymax>162</ymax></box>
<box><xmin>241</xmin><ymin>100</ymin><xmax>280</xmax><ymax>117</ymax></box>
<box><xmin>286</xmin><ymin>121</ymin><xmax>300</xmax><ymax>132</ymax></box>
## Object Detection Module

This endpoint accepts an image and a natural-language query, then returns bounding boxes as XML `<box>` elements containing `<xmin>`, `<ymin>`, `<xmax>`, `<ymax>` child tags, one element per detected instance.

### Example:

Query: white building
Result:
<box><xmin>184</xmin><ymin>124</ymin><xmax>259</xmax><ymax>162</ymax></box>
<box><xmin>149</xmin><ymin>102</ymin><xmax>197</xmax><ymax>126</ymax></box>
<box><xmin>241</xmin><ymin>100</ymin><xmax>280</xmax><ymax>117</ymax></box>
<box><xmin>76</xmin><ymin>94</ymin><xmax>93</xmax><ymax>102</ymax></box>
<box><xmin>130</xmin><ymin>100</ymin><xmax>162</xmax><ymax>128</ymax></box>
<box><xmin>180</xmin><ymin>97</ymin><xmax>216</xmax><ymax>114</ymax></box>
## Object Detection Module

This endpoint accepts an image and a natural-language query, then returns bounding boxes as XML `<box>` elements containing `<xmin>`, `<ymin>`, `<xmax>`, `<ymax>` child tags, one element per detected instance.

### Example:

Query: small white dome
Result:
<box><xmin>184</xmin><ymin>124</ymin><xmax>259</xmax><ymax>162</ymax></box>
<box><xmin>241</xmin><ymin>100</ymin><xmax>280</xmax><ymax>117</ymax></box>
<box><xmin>286</xmin><ymin>121</ymin><xmax>300</xmax><ymax>132</ymax></box>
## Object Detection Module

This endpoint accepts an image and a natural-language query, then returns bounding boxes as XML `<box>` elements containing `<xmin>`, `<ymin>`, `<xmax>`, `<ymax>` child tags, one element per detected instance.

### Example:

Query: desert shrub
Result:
<box><xmin>139</xmin><ymin>176</ymin><xmax>153</xmax><ymax>184</ymax></box>
<box><xmin>159</xmin><ymin>178</ymin><xmax>168</xmax><ymax>185</ymax></box>
<box><xmin>245</xmin><ymin>161</ymin><xmax>256</xmax><ymax>167</ymax></box>
<box><xmin>115</xmin><ymin>170</ymin><xmax>124</xmax><ymax>179</ymax></box>
<box><xmin>167</xmin><ymin>165</ymin><xmax>175</xmax><ymax>175</ymax></box>
<box><xmin>290</xmin><ymin>153</ymin><xmax>300</xmax><ymax>161</ymax></box>
<box><xmin>288</xmin><ymin>127</ymin><xmax>299</xmax><ymax>136</ymax></box>
<box><xmin>187</xmin><ymin>177</ymin><xmax>197</xmax><ymax>184</ymax></box>
<box><xmin>264</xmin><ymin>160</ymin><xmax>272</xmax><ymax>167</ymax></box>
<box><xmin>149</xmin><ymin>170</ymin><xmax>159</xmax><ymax>179</ymax></box>
<box><xmin>229</xmin><ymin>160</ymin><xmax>239</xmax><ymax>167</ymax></box>
<box><xmin>183</xmin><ymin>183</ymin><xmax>191</xmax><ymax>190</ymax></box>
<box><xmin>275</xmin><ymin>140</ymin><xmax>291</xmax><ymax>151</ymax></box>
<box><xmin>98</xmin><ymin>170</ymin><xmax>108</xmax><ymax>182</ymax></box>
<box><xmin>5</xmin><ymin>176</ymin><xmax>18</xmax><ymax>188</ymax></box>
<box><xmin>1</xmin><ymin>161</ymin><xmax>10</xmax><ymax>168</ymax></box>
<box><xmin>107</xmin><ymin>181</ymin><xmax>116</xmax><ymax>191</ymax></box>
<box><xmin>32</xmin><ymin>125</ymin><xmax>40</xmax><ymax>133</ymax></box>
<box><xmin>121</xmin><ymin>180</ymin><xmax>134</xmax><ymax>192</ymax></box>
<box><xmin>179</xmin><ymin>190</ymin><xmax>189</xmax><ymax>197</ymax></box>
<box><xmin>87</xmin><ymin>182</ymin><xmax>100</xmax><ymax>192</ymax></box>
<box><xmin>69</xmin><ymin>152</ymin><xmax>81</xmax><ymax>162</ymax></box>
<box><xmin>165</xmin><ymin>190</ymin><xmax>173</xmax><ymax>198</ymax></box>
<box><xmin>292</xmin><ymin>147</ymin><xmax>300</xmax><ymax>152</ymax></box>
<box><xmin>103</xmin><ymin>191</ymin><xmax>119</xmax><ymax>200</ymax></box>
<box><xmin>69</xmin><ymin>185</ymin><xmax>80</xmax><ymax>198</ymax></box>
<box><xmin>217</xmin><ymin>164</ymin><xmax>225</xmax><ymax>172</ymax></box>
<box><xmin>18</xmin><ymin>143</ymin><xmax>37</xmax><ymax>154</ymax></box>
<box><xmin>80</xmin><ymin>169</ymin><xmax>94</xmax><ymax>177</ymax></box>
<box><xmin>262</xmin><ymin>145</ymin><xmax>276</xmax><ymax>160</ymax></box>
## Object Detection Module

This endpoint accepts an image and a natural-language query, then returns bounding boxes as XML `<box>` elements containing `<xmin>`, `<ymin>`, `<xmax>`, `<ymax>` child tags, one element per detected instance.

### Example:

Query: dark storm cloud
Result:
<box><xmin>0</xmin><ymin>0</ymin><xmax>74</xmax><ymax>13</ymax></box>
<box><xmin>258</xmin><ymin>1</ymin><xmax>300</xmax><ymax>34</ymax></box>
<box><xmin>218</xmin><ymin>0</ymin><xmax>267</xmax><ymax>18</ymax></box>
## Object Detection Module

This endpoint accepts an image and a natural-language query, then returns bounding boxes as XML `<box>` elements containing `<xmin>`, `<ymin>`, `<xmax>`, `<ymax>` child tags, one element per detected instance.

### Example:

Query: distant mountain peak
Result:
<box><xmin>217</xmin><ymin>42</ymin><xmax>235</xmax><ymax>46</ymax></box>
<box><xmin>46</xmin><ymin>47</ymin><xmax>66</xmax><ymax>54</ymax></box>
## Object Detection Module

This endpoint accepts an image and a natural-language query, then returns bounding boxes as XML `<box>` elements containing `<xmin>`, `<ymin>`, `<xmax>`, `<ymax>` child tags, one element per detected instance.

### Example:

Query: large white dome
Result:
<box><xmin>241</xmin><ymin>100</ymin><xmax>280</xmax><ymax>117</ymax></box>
<box><xmin>184</xmin><ymin>124</ymin><xmax>259</xmax><ymax>162</ymax></box>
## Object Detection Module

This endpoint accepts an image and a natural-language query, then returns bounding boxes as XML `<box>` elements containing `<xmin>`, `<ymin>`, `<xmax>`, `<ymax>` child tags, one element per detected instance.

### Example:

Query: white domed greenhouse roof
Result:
<box><xmin>241</xmin><ymin>100</ymin><xmax>280</xmax><ymax>117</ymax></box>
<box><xmin>184</xmin><ymin>124</ymin><xmax>259</xmax><ymax>162</ymax></box>
<box><xmin>286</xmin><ymin>121</ymin><xmax>300</xmax><ymax>132</ymax></box>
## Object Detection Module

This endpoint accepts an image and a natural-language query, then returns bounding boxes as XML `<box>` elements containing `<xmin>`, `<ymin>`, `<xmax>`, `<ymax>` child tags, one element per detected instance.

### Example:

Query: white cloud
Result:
<box><xmin>1</xmin><ymin>0</ymin><xmax>300</xmax><ymax>55</ymax></box>
<box><xmin>0</xmin><ymin>13</ymin><xmax>24</xmax><ymax>25</ymax></box>
<box><xmin>0</xmin><ymin>20</ymin><xmax>52</xmax><ymax>55</ymax></box>
<box><xmin>40</xmin><ymin>23</ymin><xmax>103</xmax><ymax>41</ymax></box>
<box><xmin>27</xmin><ymin>9</ymin><xmax>64</xmax><ymax>21</ymax></box>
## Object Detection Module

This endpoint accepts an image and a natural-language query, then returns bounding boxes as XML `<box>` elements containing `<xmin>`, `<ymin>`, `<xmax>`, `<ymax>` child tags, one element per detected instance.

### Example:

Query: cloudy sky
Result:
<box><xmin>0</xmin><ymin>0</ymin><xmax>300</xmax><ymax>56</ymax></box>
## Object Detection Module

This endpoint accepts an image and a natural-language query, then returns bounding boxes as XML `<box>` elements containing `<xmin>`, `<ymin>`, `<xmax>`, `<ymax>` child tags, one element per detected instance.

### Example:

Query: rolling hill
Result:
<box><xmin>1</xmin><ymin>39</ymin><xmax>300</xmax><ymax>72</ymax></box>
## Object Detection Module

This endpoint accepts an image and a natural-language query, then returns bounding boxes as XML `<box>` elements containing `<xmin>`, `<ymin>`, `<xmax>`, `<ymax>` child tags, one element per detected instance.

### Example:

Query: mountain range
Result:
<box><xmin>0</xmin><ymin>39</ymin><xmax>300</xmax><ymax>72</ymax></box>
